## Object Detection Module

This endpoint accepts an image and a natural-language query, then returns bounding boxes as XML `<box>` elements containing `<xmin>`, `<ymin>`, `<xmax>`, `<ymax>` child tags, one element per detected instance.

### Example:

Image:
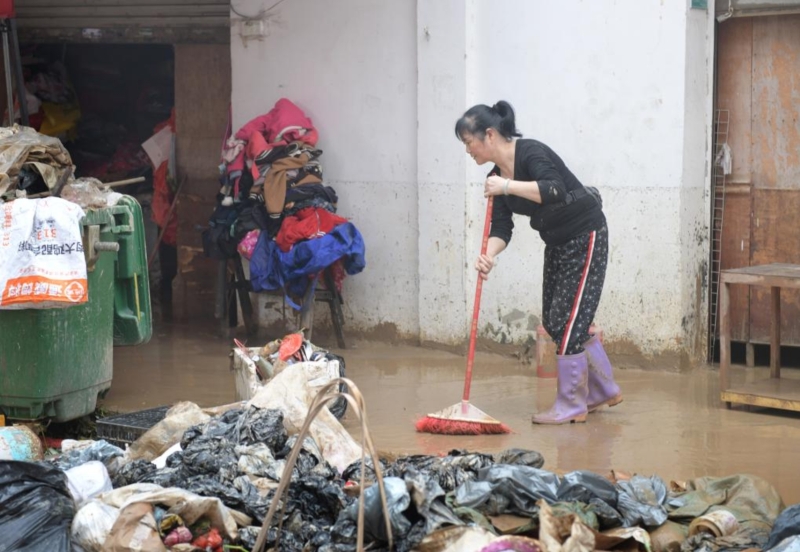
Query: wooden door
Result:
<box><xmin>716</xmin><ymin>15</ymin><xmax>800</xmax><ymax>345</ymax></box>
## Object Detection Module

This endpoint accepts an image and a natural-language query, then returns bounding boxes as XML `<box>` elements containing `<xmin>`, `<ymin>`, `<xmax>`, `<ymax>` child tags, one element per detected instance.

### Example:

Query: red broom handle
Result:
<box><xmin>462</xmin><ymin>196</ymin><xmax>494</xmax><ymax>403</ymax></box>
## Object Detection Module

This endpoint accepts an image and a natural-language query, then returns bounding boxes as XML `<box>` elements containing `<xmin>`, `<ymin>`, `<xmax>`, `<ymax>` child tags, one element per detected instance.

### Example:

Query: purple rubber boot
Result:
<box><xmin>531</xmin><ymin>353</ymin><xmax>588</xmax><ymax>425</ymax></box>
<box><xmin>584</xmin><ymin>334</ymin><xmax>623</xmax><ymax>412</ymax></box>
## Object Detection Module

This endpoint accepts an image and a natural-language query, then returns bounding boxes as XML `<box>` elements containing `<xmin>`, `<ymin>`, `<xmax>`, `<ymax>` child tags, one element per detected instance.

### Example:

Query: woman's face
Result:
<box><xmin>461</xmin><ymin>132</ymin><xmax>491</xmax><ymax>165</ymax></box>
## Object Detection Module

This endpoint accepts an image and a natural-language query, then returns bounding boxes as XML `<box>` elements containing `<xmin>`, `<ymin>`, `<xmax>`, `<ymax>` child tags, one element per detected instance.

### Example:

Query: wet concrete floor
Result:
<box><xmin>107</xmin><ymin>321</ymin><xmax>800</xmax><ymax>505</ymax></box>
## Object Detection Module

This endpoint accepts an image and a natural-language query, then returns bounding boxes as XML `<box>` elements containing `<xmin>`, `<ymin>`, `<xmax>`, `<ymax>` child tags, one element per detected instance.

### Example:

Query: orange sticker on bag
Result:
<box><xmin>1</xmin><ymin>276</ymin><xmax>88</xmax><ymax>306</ymax></box>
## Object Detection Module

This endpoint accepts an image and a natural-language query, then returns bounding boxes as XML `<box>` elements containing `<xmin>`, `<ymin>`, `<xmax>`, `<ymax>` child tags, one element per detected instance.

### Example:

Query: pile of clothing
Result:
<box><xmin>204</xmin><ymin>99</ymin><xmax>365</xmax><ymax>308</ymax></box>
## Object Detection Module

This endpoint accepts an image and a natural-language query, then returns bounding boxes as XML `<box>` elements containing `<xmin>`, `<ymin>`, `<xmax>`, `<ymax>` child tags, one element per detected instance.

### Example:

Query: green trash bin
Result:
<box><xmin>0</xmin><ymin>196</ymin><xmax>152</xmax><ymax>422</ymax></box>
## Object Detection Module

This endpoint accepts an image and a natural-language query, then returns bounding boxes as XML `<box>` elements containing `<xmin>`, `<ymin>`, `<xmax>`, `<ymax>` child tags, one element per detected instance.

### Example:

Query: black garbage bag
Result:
<box><xmin>257</xmin><ymin>526</ymin><xmax>306</xmax><ymax>552</ymax></box>
<box><xmin>494</xmin><ymin>448</ymin><xmax>545</xmax><ymax>469</ymax></box>
<box><xmin>766</xmin><ymin>504</ymin><xmax>800</xmax><ymax>551</ymax></box>
<box><xmin>453</xmin><ymin>464</ymin><xmax>560</xmax><ymax>516</ymax></box>
<box><xmin>233</xmin><ymin>407</ymin><xmax>288</xmax><ymax>451</ymax></box>
<box><xmin>284</xmin><ymin>474</ymin><xmax>350</xmax><ymax>525</ymax></box>
<box><xmin>338</xmin><ymin>477</ymin><xmax>412</xmax><ymax>543</ymax></box>
<box><xmin>234</xmin><ymin>476</ymin><xmax>273</xmax><ymax>520</ymax></box>
<box><xmin>322</xmin><ymin>352</ymin><xmax>348</xmax><ymax>419</ymax></box>
<box><xmin>238</xmin><ymin>526</ymin><xmax>262</xmax><ymax>550</ymax></box>
<box><xmin>616</xmin><ymin>475</ymin><xmax>669</xmax><ymax>528</ymax></box>
<box><xmin>557</xmin><ymin>470</ymin><xmax>624</xmax><ymax>529</ymax></box>
<box><xmin>0</xmin><ymin>461</ymin><xmax>75</xmax><ymax>552</ymax></box>
<box><xmin>142</xmin><ymin>466</ymin><xmax>183</xmax><ymax>488</ymax></box>
<box><xmin>277</xmin><ymin>435</ymin><xmax>336</xmax><ymax>479</ymax></box>
<box><xmin>180</xmin><ymin>436</ymin><xmax>240</xmax><ymax>480</ymax></box>
<box><xmin>388</xmin><ymin>450</ymin><xmax>495</xmax><ymax>492</ymax></box>
<box><xmin>236</xmin><ymin>443</ymin><xmax>285</xmax><ymax>481</ymax></box>
<box><xmin>112</xmin><ymin>458</ymin><xmax>157</xmax><ymax>487</ymax></box>
<box><xmin>184</xmin><ymin>475</ymin><xmax>245</xmax><ymax>510</ymax></box>
<box><xmin>403</xmin><ymin>467</ymin><xmax>464</xmax><ymax>548</ymax></box>
<box><xmin>342</xmin><ymin>456</ymin><xmax>391</xmax><ymax>485</ymax></box>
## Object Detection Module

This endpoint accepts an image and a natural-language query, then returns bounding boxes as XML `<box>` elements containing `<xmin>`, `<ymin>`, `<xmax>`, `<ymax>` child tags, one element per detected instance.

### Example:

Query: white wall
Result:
<box><xmin>230</xmin><ymin>0</ymin><xmax>420</xmax><ymax>336</ymax></box>
<box><xmin>231</xmin><ymin>0</ymin><xmax>715</xmax><ymax>364</ymax></box>
<box><xmin>463</xmin><ymin>1</ymin><xmax>715</xmax><ymax>361</ymax></box>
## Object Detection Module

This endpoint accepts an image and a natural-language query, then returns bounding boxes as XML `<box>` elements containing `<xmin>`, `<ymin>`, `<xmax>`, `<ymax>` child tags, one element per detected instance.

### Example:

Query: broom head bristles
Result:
<box><xmin>415</xmin><ymin>401</ymin><xmax>511</xmax><ymax>435</ymax></box>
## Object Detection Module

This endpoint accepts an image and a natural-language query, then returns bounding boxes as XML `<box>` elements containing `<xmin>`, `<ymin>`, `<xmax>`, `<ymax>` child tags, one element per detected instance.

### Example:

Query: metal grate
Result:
<box><xmin>709</xmin><ymin>109</ymin><xmax>731</xmax><ymax>361</ymax></box>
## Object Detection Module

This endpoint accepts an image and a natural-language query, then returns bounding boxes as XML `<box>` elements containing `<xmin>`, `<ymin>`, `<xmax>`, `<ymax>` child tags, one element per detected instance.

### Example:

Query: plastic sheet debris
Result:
<box><xmin>667</xmin><ymin>474</ymin><xmax>783</xmax><ymax>535</ymax></box>
<box><xmin>60</xmin><ymin>177</ymin><xmax>110</xmax><ymax>209</ymax></box>
<box><xmin>71</xmin><ymin>500</ymin><xmax>120</xmax><ymax>552</ymax></box>
<box><xmin>0</xmin><ymin>460</ymin><xmax>75</xmax><ymax>552</ymax></box>
<box><xmin>766</xmin><ymin>504</ymin><xmax>800</xmax><ymax>551</ymax></box>
<box><xmin>0</xmin><ymin>125</ymin><xmax>73</xmax><ymax>196</ymax></box>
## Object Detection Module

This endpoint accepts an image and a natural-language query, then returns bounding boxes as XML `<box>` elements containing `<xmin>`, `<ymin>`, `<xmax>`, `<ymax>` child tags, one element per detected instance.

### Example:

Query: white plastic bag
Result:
<box><xmin>248</xmin><ymin>362</ymin><xmax>362</xmax><ymax>474</ymax></box>
<box><xmin>65</xmin><ymin>461</ymin><xmax>112</xmax><ymax>507</ymax></box>
<box><xmin>0</xmin><ymin>197</ymin><xmax>88</xmax><ymax>309</ymax></box>
<box><xmin>71</xmin><ymin>500</ymin><xmax>119</xmax><ymax>552</ymax></box>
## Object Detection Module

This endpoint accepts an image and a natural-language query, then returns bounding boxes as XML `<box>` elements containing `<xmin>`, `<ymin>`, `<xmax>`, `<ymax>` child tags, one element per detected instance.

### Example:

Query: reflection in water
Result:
<box><xmin>108</xmin><ymin>321</ymin><xmax>800</xmax><ymax>504</ymax></box>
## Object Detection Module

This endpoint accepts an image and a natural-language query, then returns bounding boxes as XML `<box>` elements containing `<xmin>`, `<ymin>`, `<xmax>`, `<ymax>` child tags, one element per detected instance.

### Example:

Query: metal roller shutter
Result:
<box><xmin>14</xmin><ymin>0</ymin><xmax>230</xmax><ymax>43</ymax></box>
<box><xmin>718</xmin><ymin>0</ymin><xmax>800</xmax><ymax>20</ymax></box>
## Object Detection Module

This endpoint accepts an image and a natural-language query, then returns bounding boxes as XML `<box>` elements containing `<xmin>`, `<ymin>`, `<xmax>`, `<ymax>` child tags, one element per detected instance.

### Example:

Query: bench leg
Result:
<box><xmin>771</xmin><ymin>286</ymin><xmax>781</xmax><ymax>378</ymax></box>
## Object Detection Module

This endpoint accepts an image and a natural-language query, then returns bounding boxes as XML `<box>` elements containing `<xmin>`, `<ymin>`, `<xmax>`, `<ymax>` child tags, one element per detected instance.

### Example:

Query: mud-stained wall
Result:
<box><xmin>174</xmin><ymin>44</ymin><xmax>231</xmax><ymax>318</ymax></box>
<box><xmin>230</xmin><ymin>0</ymin><xmax>715</xmax><ymax>366</ymax></box>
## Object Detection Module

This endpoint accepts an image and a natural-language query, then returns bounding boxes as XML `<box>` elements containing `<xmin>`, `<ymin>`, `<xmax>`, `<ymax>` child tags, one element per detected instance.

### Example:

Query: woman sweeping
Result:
<box><xmin>455</xmin><ymin>101</ymin><xmax>622</xmax><ymax>425</ymax></box>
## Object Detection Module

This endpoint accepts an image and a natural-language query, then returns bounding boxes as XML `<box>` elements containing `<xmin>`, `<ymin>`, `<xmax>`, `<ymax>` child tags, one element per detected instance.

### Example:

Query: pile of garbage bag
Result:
<box><xmin>1</xmin><ymin>338</ymin><xmax>798</xmax><ymax>551</ymax></box>
<box><xmin>4</xmin><ymin>433</ymin><xmax>794</xmax><ymax>552</ymax></box>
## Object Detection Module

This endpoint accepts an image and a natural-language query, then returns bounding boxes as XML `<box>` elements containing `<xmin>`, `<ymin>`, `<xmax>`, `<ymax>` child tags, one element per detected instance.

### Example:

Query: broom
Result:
<box><xmin>415</xmin><ymin>195</ymin><xmax>511</xmax><ymax>435</ymax></box>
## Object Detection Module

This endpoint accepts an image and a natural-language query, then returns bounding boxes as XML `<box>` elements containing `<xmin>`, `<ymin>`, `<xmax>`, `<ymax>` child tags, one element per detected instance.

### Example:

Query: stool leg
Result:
<box><xmin>233</xmin><ymin>255</ymin><xmax>256</xmax><ymax>335</ymax></box>
<box><xmin>299</xmin><ymin>275</ymin><xmax>318</xmax><ymax>341</ymax></box>
<box><xmin>324</xmin><ymin>268</ymin><xmax>347</xmax><ymax>349</ymax></box>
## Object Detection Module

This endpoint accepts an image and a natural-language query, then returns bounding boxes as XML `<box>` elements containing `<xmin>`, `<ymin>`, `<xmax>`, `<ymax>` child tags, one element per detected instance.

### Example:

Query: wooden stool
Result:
<box><xmin>222</xmin><ymin>254</ymin><xmax>347</xmax><ymax>348</ymax></box>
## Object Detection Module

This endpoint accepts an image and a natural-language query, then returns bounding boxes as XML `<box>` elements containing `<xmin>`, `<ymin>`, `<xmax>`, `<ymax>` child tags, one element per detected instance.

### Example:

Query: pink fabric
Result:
<box><xmin>234</xmin><ymin>98</ymin><xmax>318</xmax><ymax>147</ymax></box>
<box><xmin>237</xmin><ymin>229</ymin><xmax>261</xmax><ymax>260</ymax></box>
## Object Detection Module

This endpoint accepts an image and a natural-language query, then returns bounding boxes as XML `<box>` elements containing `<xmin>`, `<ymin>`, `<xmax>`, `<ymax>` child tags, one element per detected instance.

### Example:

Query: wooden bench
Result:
<box><xmin>719</xmin><ymin>263</ymin><xmax>800</xmax><ymax>411</ymax></box>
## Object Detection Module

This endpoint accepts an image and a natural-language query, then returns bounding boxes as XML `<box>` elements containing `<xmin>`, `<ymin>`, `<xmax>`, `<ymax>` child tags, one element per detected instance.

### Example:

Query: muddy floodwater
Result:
<box><xmin>107</xmin><ymin>321</ymin><xmax>800</xmax><ymax>505</ymax></box>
